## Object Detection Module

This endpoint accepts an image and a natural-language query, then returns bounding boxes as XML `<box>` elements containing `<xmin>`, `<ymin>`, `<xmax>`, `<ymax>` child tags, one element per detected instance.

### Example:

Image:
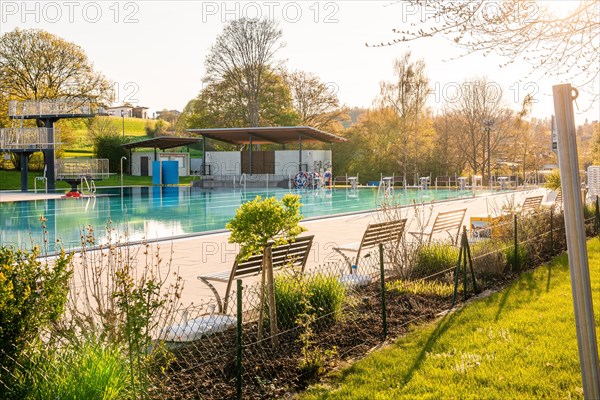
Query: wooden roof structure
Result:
<box><xmin>186</xmin><ymin>126</ymin><xmax>347</xmax><ymax>145</ymax></box>
<box><xmin>121</xmin><ymin>136</ymin><xmax>202</xmax><ymax>150</ymax></box>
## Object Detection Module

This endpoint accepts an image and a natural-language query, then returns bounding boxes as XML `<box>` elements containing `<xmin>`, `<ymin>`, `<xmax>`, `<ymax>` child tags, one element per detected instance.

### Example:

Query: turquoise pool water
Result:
<box><xmin>0</xmin><ymin>186</ymin><xmax>479</xmax><ymax>252</ymax></box>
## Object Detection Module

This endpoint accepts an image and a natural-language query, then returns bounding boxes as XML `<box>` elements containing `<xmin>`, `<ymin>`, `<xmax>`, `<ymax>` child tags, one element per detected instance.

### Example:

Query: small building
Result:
<box><xmin>122</xmin><ymin>137</ymin><xmax>203</xmax><ymax>178</ymax></box>
<box><xmin>106</xmin><ymin>105</ymin><xmax>149</xmax><ymax>119</ymax></box>
<box><xmin>132</xmin><ymin>106</ymin><xmax>149</xmax><ymax>119</ymax></box>
<box><xmin>186</xmin><ymin>126</ymin><xmax>347</xmax><ymax>188</ymax></box>
<box><xmin>106</xmin><ymin>105</ymin><xmax>132</xmax><ymax>117</ymax></box>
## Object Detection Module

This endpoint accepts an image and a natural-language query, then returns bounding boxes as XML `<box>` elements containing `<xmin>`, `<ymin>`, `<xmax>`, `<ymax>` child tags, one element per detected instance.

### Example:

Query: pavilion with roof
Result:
<box><xmin>185</xmin><ymin>126</ymin><xmax>347</xmax><ymax>188</ymax></box>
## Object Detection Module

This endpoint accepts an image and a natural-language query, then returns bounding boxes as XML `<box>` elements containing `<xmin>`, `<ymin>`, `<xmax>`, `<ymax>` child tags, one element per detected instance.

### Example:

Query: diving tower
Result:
<box><xmin>2</xmin><ymin>99</ymin><xmax>105</xmax><ymax>192</ymax></box>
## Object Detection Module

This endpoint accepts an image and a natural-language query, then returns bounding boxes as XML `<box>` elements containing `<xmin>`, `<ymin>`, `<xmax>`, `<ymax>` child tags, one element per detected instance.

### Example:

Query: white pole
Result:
<box><xmin>553</xmin><ymin>83</ymin><xmax>600</xmax><ymax>399</ymax></box>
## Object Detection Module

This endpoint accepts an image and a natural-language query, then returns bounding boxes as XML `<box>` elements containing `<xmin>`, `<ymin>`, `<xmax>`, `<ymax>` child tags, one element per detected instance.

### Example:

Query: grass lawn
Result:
<box><xmin>0</xmin><ymin>169</ymin><xmax>197</xmax><ymax>191</ymax></box>
<box><xmin>301</xmin><ymin>238</ymin><xmax>600</xmax><ymax>400</ymax></box>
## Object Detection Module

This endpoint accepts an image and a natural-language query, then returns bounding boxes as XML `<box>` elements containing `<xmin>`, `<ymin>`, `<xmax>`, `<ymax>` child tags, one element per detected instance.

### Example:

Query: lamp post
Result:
<box><xmin>484</xmin><ymin>119</ymin><xmax>494</xmax><ymax>187</ymax></box>
<box><xmin>120</xmin><ymin>156</ymin><xmax>127</xmax><ymax>188</ymax></box>
<box><xmin>121</xmin><ymin>110</ymin><xmax>126</xmax><ymax>139</ymax></box>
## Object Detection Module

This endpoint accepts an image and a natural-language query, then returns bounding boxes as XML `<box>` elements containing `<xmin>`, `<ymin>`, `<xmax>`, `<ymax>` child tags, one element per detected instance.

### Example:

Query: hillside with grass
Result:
<box><xmin>61</xmin><ymin>117</ymin><xmax>156</xmax><ymax>158</ymax></box>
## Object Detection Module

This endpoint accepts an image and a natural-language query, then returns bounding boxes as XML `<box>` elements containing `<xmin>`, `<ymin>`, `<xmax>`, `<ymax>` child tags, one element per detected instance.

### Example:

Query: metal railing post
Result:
<box><xmin>553</xmin><ymin>83</ymin><xmax>600</xmax><ymax>398</ymax></box>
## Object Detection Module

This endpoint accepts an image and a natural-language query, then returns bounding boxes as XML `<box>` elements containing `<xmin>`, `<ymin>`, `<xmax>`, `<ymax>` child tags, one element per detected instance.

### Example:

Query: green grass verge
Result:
<box><xmin>301</xmin><ymin>239</ymin><xmax>600</xmax><ymax>400</ymax></box>
<box><xmin>0</xmin><ymin>169</ymin><xmax>197</xmax><ymax>191</ymax></box>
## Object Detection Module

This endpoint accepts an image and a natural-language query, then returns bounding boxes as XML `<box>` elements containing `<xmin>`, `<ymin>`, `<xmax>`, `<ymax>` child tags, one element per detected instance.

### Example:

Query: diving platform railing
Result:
<box><xmin>8</xmin><ymin>99</ymin><xmax>104</xmax><ymax>118</ymax></box>
<box><xmin>0</xmin><ymin>127</ymin><xmax>59</xmax><ymax>150</ymax></box>
<box><xmin>56</xmin><ymin>159</ymin><xmax>109</xmax><ymax>181</ymax></box>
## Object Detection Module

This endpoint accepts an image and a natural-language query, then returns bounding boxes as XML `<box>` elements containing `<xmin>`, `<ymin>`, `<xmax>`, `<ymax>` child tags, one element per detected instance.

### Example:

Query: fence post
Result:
<box><xmin>236</xmin><ymin>279</ymin><xmax>243</xmax><ymax>400</ymax></box>
<box><xmin>379</xmin><ymin>243</ymin><xmax>387</xmax><ymax>339</ymax></box>
<box><xmin>452</xmin><ymin>241</ymin><xmax>464</xmax><ymax>307</ymax></box>
<box><xmin>463</xmin><ymin>227</ymin><xmax>478</xmax><ymax>296</ymax></box>
<box><xmin>513</xmin><ymin>214</ymin><xmax>519</xmax><ymax>272</ymax></box>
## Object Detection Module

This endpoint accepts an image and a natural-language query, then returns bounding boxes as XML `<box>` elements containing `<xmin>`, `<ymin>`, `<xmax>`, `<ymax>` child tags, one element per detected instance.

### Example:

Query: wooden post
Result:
<box><xmin>257</xmin><ymin>255</ymin><xmax>266</xmax><ymax>342</ymax></box>
<box><xmin>264</xmin><ymin>246</ymin><xmax>279</xmax><ymax>346</ymax></box>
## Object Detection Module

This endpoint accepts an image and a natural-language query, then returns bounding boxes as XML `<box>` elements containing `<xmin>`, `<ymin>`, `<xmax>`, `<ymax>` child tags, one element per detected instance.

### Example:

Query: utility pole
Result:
<box><xmin>553</xmin><ymin>83</ymin><xmax>600</xmax><ymax>400</ymax></box>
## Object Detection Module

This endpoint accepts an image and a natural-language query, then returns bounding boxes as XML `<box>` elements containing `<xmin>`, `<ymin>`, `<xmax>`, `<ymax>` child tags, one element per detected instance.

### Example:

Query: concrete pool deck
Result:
<box><xmin>2</xmin><ymin>187</ymin><xmax>550</xmax><ymax>309</ymax></box>
<box><xmin>131</xmin><ymin>187</ymin><xmax>549</xmax><ymax>308</ymax></box>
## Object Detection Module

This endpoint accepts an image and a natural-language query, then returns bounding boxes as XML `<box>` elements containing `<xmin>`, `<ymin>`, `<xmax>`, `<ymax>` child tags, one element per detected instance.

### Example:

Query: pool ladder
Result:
<box><xmin>81</xmin><ymin>176</ymin><xmax>97</xmax><ymax>196</ymax></box>
<box><xmin>234</xmin><ymin>173</ymin><xmax>247</xmax><ymax>190</ymax></box>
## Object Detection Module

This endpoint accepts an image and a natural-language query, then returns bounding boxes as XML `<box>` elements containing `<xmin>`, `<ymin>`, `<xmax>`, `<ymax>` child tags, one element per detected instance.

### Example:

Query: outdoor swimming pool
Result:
<box><xmin>0</xmin><ymin>186</ymin><xmax>481</xmax><ymax>252</ymax></box>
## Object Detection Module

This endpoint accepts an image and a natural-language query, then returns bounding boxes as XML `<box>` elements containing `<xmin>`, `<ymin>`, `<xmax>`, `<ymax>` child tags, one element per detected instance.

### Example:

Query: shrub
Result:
<box><xmin>56</xmin><ymin>224</ymin><xmax>183</xmax><ymax>398</ymax></box>
<box><xmin>505</xmin><ymin>243</ymin><xmax>528</xmax><ymax>273</ymax></box>
<box><xmin>0</xmin><ymin>245</ymin><xmax>72</xmax><ymax>387</ymax></box>
<box><xmin>269</xmin><ymin>272</ymin><xmax>346</xmax><ymax>331</ymax></box>
<box><xmin>470</xmin><ymin>240</ymin><xmax>507</xmax><ymax>280</ymax></box>
<box><xmin>306</xmin><ymin>274</ymin><xmax>346</xmax><ymax>324</ymax></box>
<box><xmin>410</xmin><ymin>243</ymin><xmax>459</xmax><ymax>279</ymax></box>
<box><xmin>8</xmin><ymin>338</ymin><xmax>131</xmax><ymax>400</ymax></box>
<box><xmin>272</xmin><ymin>274</ymin><xmax>307</xmax><ymax>331</ymax></box>
<box><xmin>543</xmin><ymin>169</ymin><xmax>561</xmax><ymax>191</ymax></box>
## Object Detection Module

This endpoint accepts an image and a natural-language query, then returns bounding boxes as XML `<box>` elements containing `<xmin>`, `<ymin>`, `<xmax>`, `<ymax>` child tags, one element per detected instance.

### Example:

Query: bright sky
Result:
<box><xmin>1</xmin><ymin>1</ymin><xmax>598</xmax><ymax>124</ymax></box>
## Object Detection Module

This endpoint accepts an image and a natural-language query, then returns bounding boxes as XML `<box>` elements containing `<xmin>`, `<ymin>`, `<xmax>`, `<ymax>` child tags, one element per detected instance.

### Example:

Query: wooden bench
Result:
<box><xmin>408</xmin><ymin>208</ymin><xmax>467</xmax><ymax>245</ymax></box>
<box><xmin>333</xmin><ymin>219</ymin><xmax>407</xmax><ymax>272</ymax></box>
<box><xmin>197</xmin><ymin>235</ymin><xmax>314</xmax><ymax>313</ymax></box>
<box><xmin>520</xmin><ymin>195</ymin><xmax>543</xmax><ymax>215</ymax></box>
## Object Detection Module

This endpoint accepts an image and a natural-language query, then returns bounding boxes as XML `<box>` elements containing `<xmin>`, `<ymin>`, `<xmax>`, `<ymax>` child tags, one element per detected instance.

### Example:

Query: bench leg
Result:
<box><xmin>333</xmin><ymin>248</ymin><xmax>355</xmax><ymax>273</ymax></box>
<box><xmin>197</xmin><ymin>277</ymin><xmax>224</xmax><ymax>314</ymax></box>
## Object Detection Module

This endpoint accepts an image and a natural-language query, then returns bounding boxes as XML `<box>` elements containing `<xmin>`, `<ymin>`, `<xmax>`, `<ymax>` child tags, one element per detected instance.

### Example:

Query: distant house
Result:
<box><xmin>106</xmin><ymin>105</ymin><xmax>132</xmax><ymax>118</ymax></box>
<box><xmin>105</xmin><ymin>105</ymin><xmax>149</xmax><ymax>119</ymax></box>
<box><xmin>132</xmin><ymin>106</ymin><xmax>149</xmax><ymax>119</ymax></box>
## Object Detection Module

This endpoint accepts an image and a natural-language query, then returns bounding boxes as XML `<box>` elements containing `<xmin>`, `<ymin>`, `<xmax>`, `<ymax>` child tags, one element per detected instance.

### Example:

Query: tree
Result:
<box><xmin>284</xmin><ymin>70</ymin><xmax>347</xmax><ymax>132</ymax></box>
<box><xmin>432</xmin><ymin>109</ymin><xmax>466</xmax><ymax>177</ymax></box>
<box><xmin>345</xmin><ymin>108</ymin><xmax>404</xmax><ymax>182</ymax></box>
<box><xmin>374</xmin><ymin>1</ymin><xmax>599</xmax><ymax>94</ymax></box>
<box><xmin>145</xmin><ymin>119</ymin><xmax>169</xmax><ymax>137</ymax></box>
<box><xmin>93</xmin><ymin>135</ymin><xmax>128</xmax><ymax>173</ymax></box>
<box><xmin>87</xmin><ymin>117</ymin><xmax>119</xmax><ymax>140</ymax></box>
<box><xmin>180</xmin><ymin>70</ymin><xmax>299</xmax><ymax>135</ymax></box>
<box><xmin>446</xmin><ymin>77</ymin><xmax>513</xmax><ymax>180</ymax></box>
<box><xmin>0</xmin><ymin>28</ymin><xmax>113</xmax><ymax>105</ymax></box>
<box><xmin>156</xmin><ymin>110</ymin><xmax>180</xmax><ymax>126</ymax></box>
<box><xmin>377</xmin><ymin>52</ymin><xmax>430</xmax><ymax>184</ymax></box>
<box><xmin>226</xmin><ymin>194</ymin><xmax>306</xmax><ymax>344</ymax></box>
<box><xmin>592</xmin><ymin>123</ymin><xmax>600</xmax><ymax>165</ymax></box>
<box><xmin>204</xmin><ymin>18</ymin><xmax>285</xmax><ymax>127</ymax></box>
<box><xmin>0</xmin><ymin>29</ymin><xmax>113</xmax><ymax>173</ymax></box>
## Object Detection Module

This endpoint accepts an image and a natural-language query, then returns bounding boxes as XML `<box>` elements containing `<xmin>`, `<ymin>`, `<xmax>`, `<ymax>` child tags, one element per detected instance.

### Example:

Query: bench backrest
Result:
<box><xmin>220</xmin><ymin>235</ymin><xmax>313</xmax><ymax>312</ymax></box>
<box><xmin>520</xmin><ymin>195</ymin><xmax>543</xmax><ymax>214</ymax></box>
<box><xmin>429</xmin><ymin>208</ymin><xmax>467</xmax><ymax>244</ymax></box>
<box><xmin>356</xmin><ymin>219</ymin><xmax>407</xmax><ymax>260</ymax></box>
<box><xmin>231</xmin><ymin>235</ymin><xmax>314</xmax><ymax>280</ymax></box>
<box><xmin>554</xmin><ymin>191</ymin><xmax>562</xmax><ymax>205</ymax></box>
